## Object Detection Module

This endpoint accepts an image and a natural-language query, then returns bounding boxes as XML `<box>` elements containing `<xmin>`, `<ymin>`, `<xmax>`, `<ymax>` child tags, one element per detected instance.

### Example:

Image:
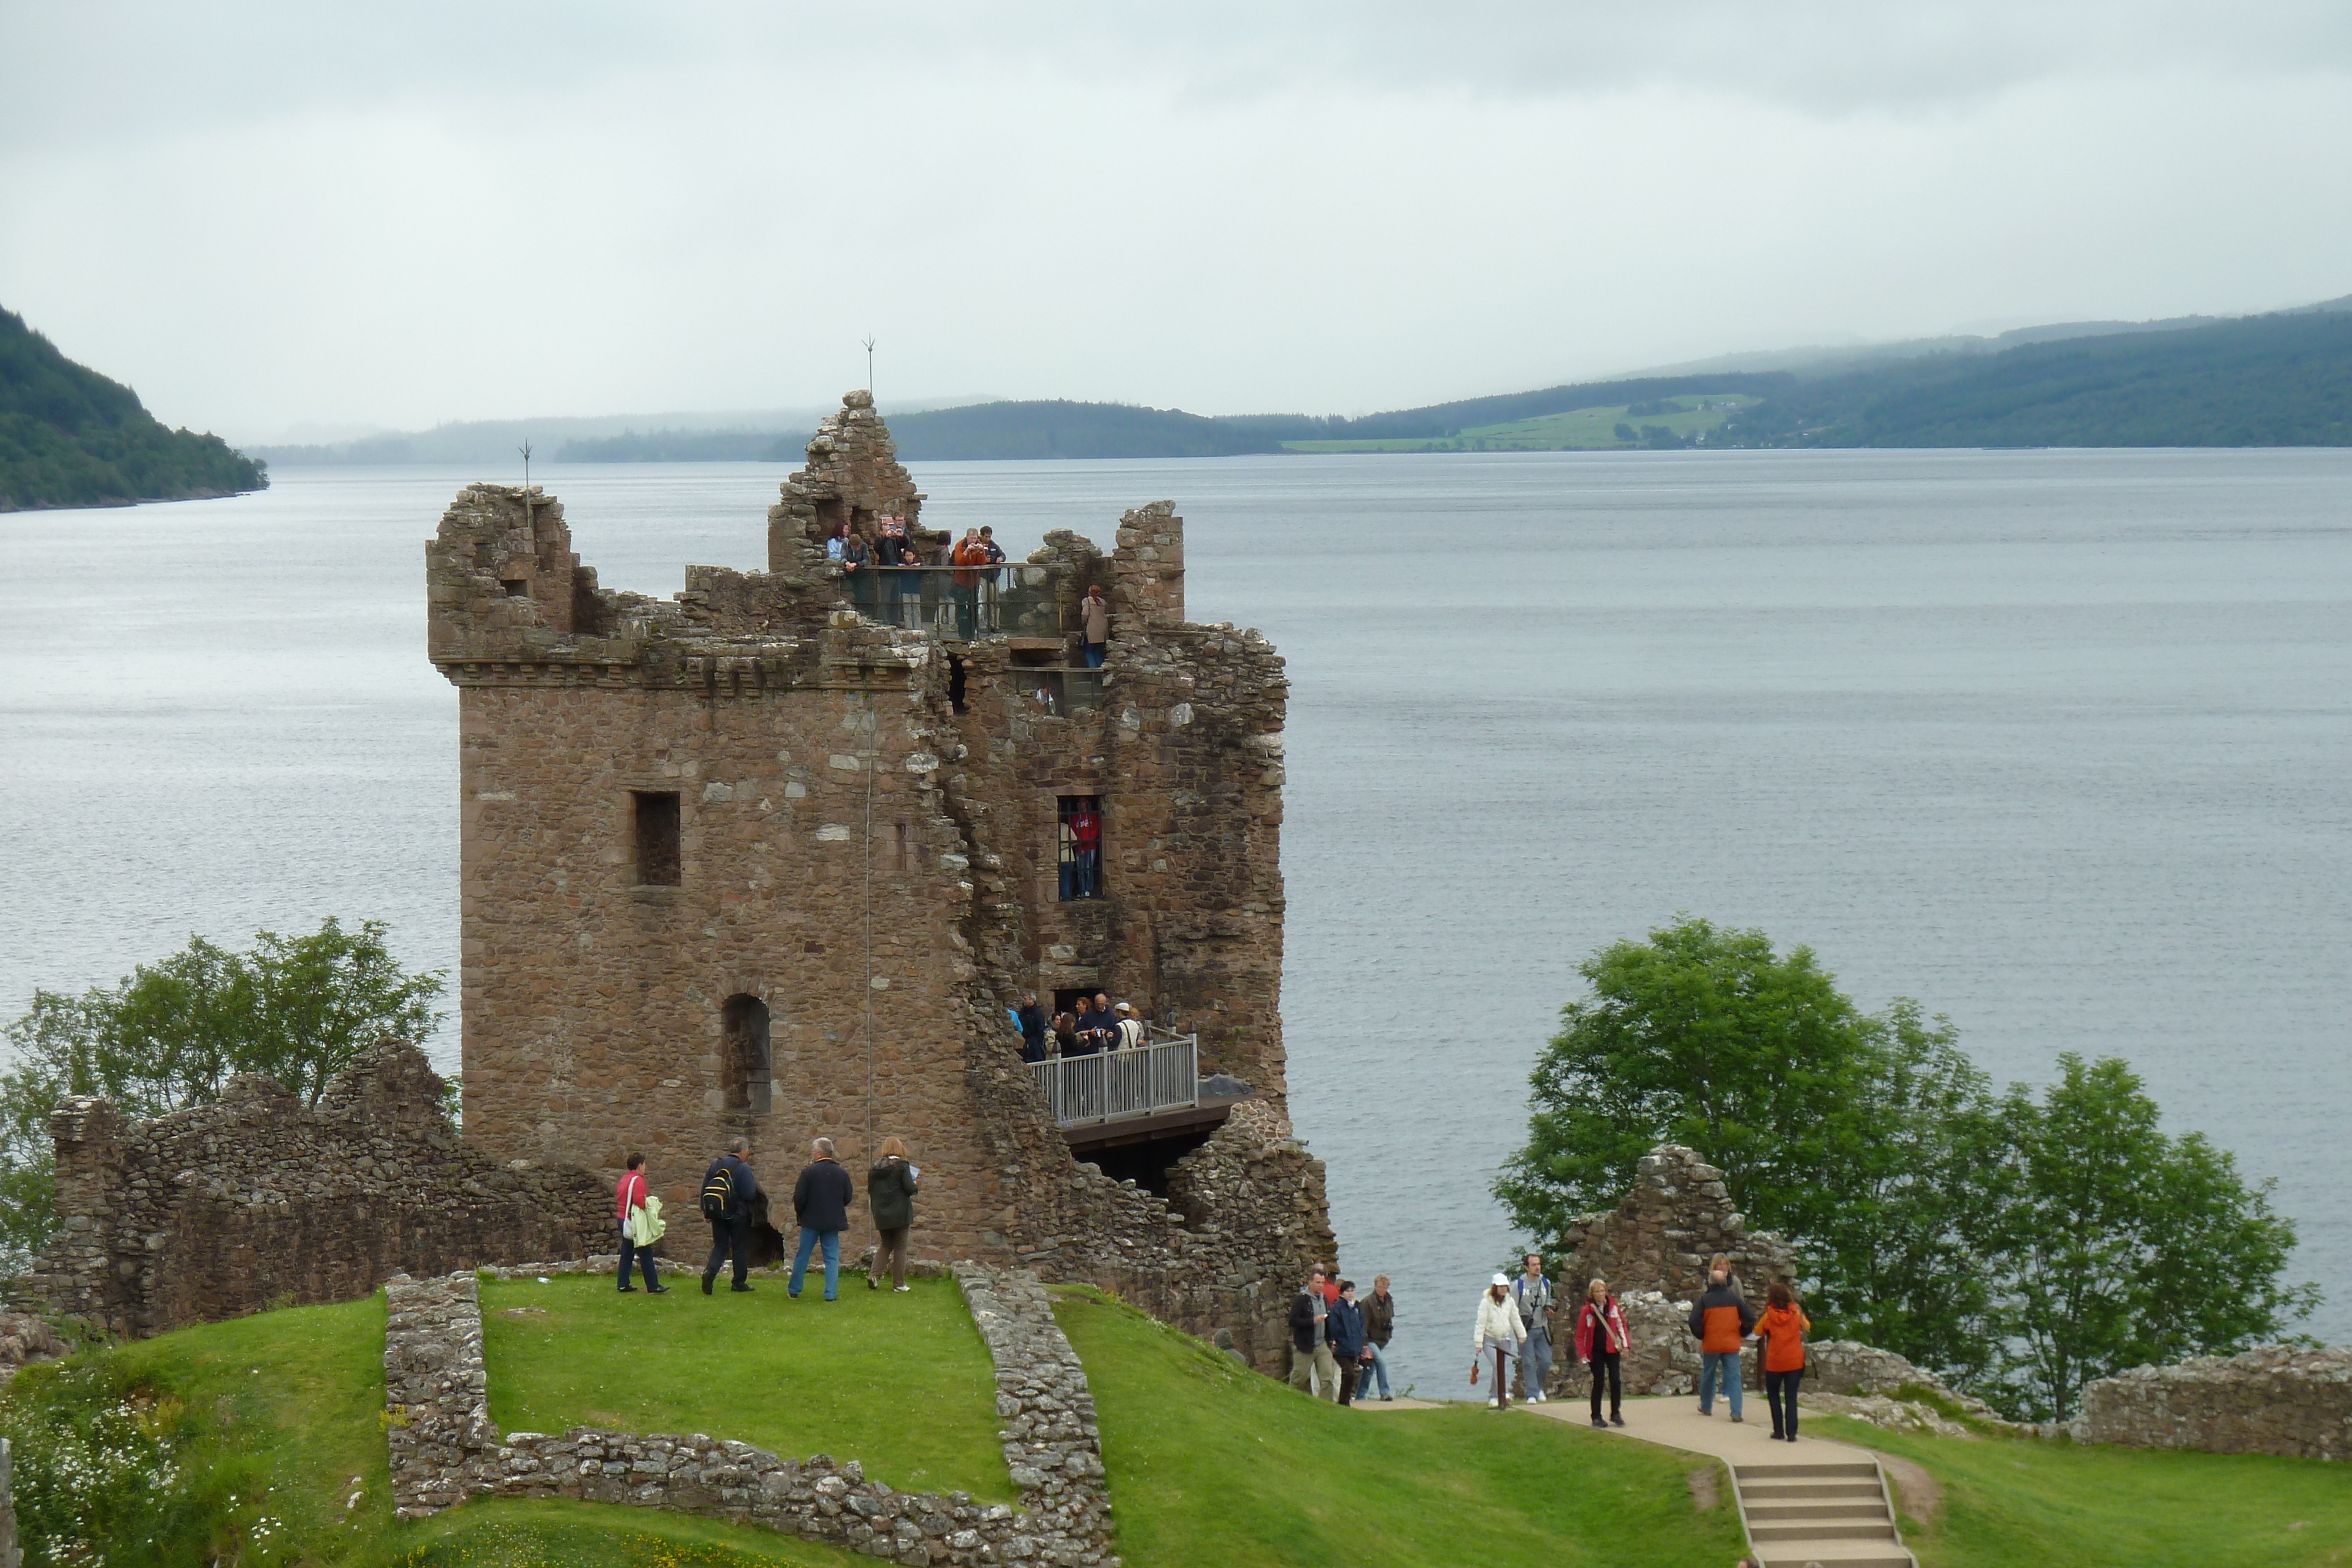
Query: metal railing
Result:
<box><xmin>840</xmin><ymin>563</ymin><xmax>1069</xmax><ymax>641</ymax></box>
<box><xmin>1028</xmin><ymin>1035</ymin><xmax>1200</xmax><ymax>1128</ymax></box>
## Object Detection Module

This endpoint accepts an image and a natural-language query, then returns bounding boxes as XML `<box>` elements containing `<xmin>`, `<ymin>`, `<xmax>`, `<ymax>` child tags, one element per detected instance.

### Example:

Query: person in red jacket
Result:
<box><xmin>615</xmin><ymin>1154</ymin><xmax>668</xmax><ymax>1293</ymax></box>
<box><xmin>1754</xmin><ymin>1278</ymin><xmax>1812</xmax><ymax>1440</ymax></box>
<box><xmin>1687</xmin><ymin>1262</ymin><xmax>1759</xmax><ymax>1420</ymax></box>
<box><xmin>1575</xmin><ymin>1278</ymin><xmax>1629</xmax><ymax>1429</ymax></box>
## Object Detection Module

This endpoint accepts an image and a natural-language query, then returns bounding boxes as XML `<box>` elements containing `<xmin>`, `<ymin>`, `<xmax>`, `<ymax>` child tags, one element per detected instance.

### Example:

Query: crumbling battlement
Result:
<box><xmin>16</xmin><ymin>1039</ymin><xmax>610</xmax><ymax>1340</ymax></box>
<box><xmin>426</xmin><ymin>393</ymin><xmax>1321</xmax><ymax>1360</ymax></box>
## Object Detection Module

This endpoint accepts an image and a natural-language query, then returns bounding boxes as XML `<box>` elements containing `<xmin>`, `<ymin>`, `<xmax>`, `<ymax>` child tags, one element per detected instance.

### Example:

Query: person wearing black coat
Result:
<box><xmin>1327</xmin><ymin>1281</ymin><xmax>1369</xmax><ymax>1405</ymax></box>
<box><xmin>789</xmin><ymin>1138</ymin><xmax>857</xmax><ymax>1301</ymax></box>
<box><xmin>700</xmin><ymin>1138</ymin><xmax>762</xmax><ymax>1295</ymax></box>
<box><xmin>1015</xmin><ymin>994</ymin><xmax>1049</xmax><ymax>1063</ymax></box>
<box><xmin>866</xmin><ymin>1137</ymin><xmax>920</xmax><ymax>1292</ymax></box>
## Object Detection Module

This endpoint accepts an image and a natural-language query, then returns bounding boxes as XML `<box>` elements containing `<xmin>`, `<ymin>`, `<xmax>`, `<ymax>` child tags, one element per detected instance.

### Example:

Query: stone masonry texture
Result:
<box><xmin>426</xmin><ymin>394</ymin><xmax>1327</xmax><ymax>1363</ymax></box>
<box><xmin>17</xmin><ymin>1040</ymin><xmax>608</xmax><ymax>1339</ymax></box>
<box><xmin>383</xmin><ymin>1265</ymin><xmax>1120</xmax><ymax>1564</ymax></box>
<box><xmin>2079</xmin><ymin>1347</ymin><xmax>2352</xmax><ymax>1460</ymax></box>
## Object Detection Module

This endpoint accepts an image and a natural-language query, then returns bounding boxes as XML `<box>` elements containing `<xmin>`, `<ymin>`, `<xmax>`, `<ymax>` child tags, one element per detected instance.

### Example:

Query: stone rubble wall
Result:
<box><xmin>383</xmin><ymin>1265</ymin><xmax>1120</xmax><ymax>1565</ymax></box>
<box><xmin>0</xmin><ymin>1315</ymin><xmax>69</xmax><ymax>1389</ymax></box>
<box><xmin>18</xmin><ymin>1040</ymin><xmax>611</xmax><ymax>1339</ymax></box>
<box><xmin>1555</xmin><ymin>1145</ymin><xmax>1795</xmax><ymax>1306</ymax></box>
<box><xmin>2079</xmin><ymin>1346</ymin><xmax>2352</xmax><ymax>1460</ymax></box>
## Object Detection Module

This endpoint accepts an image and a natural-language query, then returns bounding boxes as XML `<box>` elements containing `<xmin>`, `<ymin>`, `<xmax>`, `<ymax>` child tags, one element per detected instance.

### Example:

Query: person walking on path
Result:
<box><xmin>1079</xmin><ymin>583</ymin><xmax>1110</xmax><ymax>669</ymax></box>
<box><xmin>865</xmin><ymin>1137</ymin><xmax>920</xmax><ymax>1292</ymax></box>
<box><xmin>1357</xmin><ymin>1274</ymin><xmax>1398</xmax><ymax>1400</ymax></box>
<box><xmin>1755</xmin><ymin>1279</ymin><xmax>1812</xmax><ymax>1440</ymax></box>
<box><xmin>789</xmin><ymin>1137</ymin><xmax>856</xmax><ymax>1301</ymax></box>
<box><xmin>616</xmin><ymin>1154</ymin><xmax>670</xmax><ymax>1294</ymax></box>
<box><xmin>1575</xmin><ymin>1278</ymin><xmax>1629</xmax><ymax>1429</ymax></box>
<box><xmin>699</xmin><ymin>1138</ymin><xmax>761</xmax><ymax>1295</ymax></box>
<box><xmin>1287</xmin><ymin>1268</ymin><xmax>1339</xmax><ymax>1399</ymax></box>
<box><xmin>1016</xmin><ymin>992</ymin><xmax>1048</xmax><ymax>1063</ymax></box>
<box><xmin>1471</xmin><ymin>1272</ymin><xmax>1527</xmax><ymax>1410</ymax></box>
<box><xmin>1328</xmin><ymin>1281</ymin><xmax>1369</xmax><ymax>1405</ymax></box>
<box><xmin>1511</xmin><ymin>1252</ymin><xmax>1556</xmax><ymax>1403</ymax></box>
<box><xmin>1689</xmin><ymin>1262</ymin><xmax>1759</xmax><ymax>1420</ymax></box>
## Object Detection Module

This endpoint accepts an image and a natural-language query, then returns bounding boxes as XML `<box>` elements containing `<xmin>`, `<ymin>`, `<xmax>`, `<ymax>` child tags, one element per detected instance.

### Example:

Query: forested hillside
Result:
<box><xmin>0</xmin><ymin>307</ymin><xmax>267</xmax><ymax>510</ymax></box>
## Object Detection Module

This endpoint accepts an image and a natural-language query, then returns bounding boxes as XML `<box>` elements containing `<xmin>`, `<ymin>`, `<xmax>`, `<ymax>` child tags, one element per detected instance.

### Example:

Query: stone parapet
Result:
<box><xmin>2079</xmin><ymin>1346</ymin><xmax>2352</xmax><ymax>1460</ymax></box>
<box><xmin>382</xmin><ymin>1265</ymin><xmax>1120</xmax><ymax>1564</ymax></box>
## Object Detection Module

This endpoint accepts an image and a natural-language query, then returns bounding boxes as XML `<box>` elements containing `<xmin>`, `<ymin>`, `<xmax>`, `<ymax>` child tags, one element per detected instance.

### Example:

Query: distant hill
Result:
<box><xmin>0</xmin><ymin>307</ymin><xmax>266</xmax><ymax>511</ymax></box>
<box><xmin>845</xmin><ymin>400</ymin><xmax>1288</xmax><ymax>461</ymax></box>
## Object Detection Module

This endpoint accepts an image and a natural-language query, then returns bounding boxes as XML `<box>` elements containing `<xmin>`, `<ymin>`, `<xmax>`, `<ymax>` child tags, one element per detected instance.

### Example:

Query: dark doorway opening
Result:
<box><xmin>947</xmin><ymin>653</ymin><xmax>968</xmax><ymax>714</ymax></box>
<box><xmin>720</xmin><ymin>995</ymin><xmax>771</xmax><ymax>1114</ymax></box>
<box><xmin>1075</xmin><ymin>1128</ymin><xmax>1218</xmax><ymax>1199</ymax></box>
<box><xmin>633</xmin><ymin>791</ymin><xmax>681</xmax><ymax>886</ymax></box>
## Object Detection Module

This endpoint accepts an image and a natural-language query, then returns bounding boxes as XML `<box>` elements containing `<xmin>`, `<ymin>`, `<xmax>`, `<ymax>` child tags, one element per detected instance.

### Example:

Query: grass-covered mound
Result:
<box><xmin>478</xmin><ymin>1273</ymin><xmax>1010</xmax><ymax>1502</ymax></box>
<box><xmin>1814</xmin><ymin>1413</ymin><xmax>2352</xmax><ymax>1567</ymax></box>
<box><xmin>1053</xmin><ymin>1285</ymin><xmax>1747</xmax><ymax>1567</ymax></box>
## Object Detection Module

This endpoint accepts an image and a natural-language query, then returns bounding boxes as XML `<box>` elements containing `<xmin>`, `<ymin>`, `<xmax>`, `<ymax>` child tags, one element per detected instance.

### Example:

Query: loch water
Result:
<box><xmin>4</xmin><ymin>448</ymin><xmax>2348</xmax><ymax>1398</ymax></box>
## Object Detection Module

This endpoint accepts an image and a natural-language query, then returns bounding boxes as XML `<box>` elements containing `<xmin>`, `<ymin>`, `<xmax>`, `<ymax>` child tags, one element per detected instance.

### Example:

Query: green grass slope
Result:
<box><xmin>0</xmin><ymin>306</ymin><xmax>268</xmax><ymax>510</ymax></box>
<box><xmin>1053</xmin><ymin>1285</ymin><xmax>1746</xmax><ymax>1567</ymax></box>
<box><xmin>1813</xmin><ymin>1414</ymin><xmax>2352</xmax><ymax>1568</ymax></box>
<box><xmin>479</xmin><ymin>1274</ymin><xmax>1010</xmax><ymax>1501</ymax></box>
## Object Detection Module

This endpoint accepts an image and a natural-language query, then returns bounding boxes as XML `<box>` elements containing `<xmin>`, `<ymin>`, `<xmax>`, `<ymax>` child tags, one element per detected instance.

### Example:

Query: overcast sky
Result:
<box><xmin>6</xmin><ymin>1</ymin><xmax>2352</xmax><ymax>440</ymax></box>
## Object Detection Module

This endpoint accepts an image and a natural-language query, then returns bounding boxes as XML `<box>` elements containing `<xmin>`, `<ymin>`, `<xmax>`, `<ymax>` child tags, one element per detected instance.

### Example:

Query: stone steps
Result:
<box><xmin>1730</xmin><ymin>1457</ymin><xmax>1912</xmax><ymax>1567</ymax></box>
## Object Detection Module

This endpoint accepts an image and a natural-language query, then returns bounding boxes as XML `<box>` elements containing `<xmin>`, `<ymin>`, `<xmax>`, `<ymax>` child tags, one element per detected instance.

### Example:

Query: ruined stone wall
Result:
<box><xmin>2079</xmin><ymin>1347</ymin><xmax>2352</xmax><ymax>1460</ymax></box>
<box><xmin>430</xmin><ymin>397</ymin><xmax>1325</xmax><ymax>1347</ymax></box>
<box><xmin>16</xmin><ymin>1041</ymin><xmax>609</xmax><ymax>1339</ymax></box>
<box><xmin>1556</xmin><ymin>1144</ymin><xmax>1795</xmax><ymax>1303</ymax></box>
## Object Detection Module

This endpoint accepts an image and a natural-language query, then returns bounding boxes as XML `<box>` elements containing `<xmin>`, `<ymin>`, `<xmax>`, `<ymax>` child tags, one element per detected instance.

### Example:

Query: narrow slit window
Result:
<box><xmin>633</xmin><ymin>790</ymin><xmax>681</xmax><ymax>886</ymax></box>
<box><xmin>1058</xmin><ymin>794</ymin><xmax>1102</xmax><ymax>901</ymax></box>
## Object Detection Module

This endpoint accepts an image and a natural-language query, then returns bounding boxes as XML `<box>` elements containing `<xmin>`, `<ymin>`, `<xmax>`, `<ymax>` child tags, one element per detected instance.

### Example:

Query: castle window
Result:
<box><xmin>633</xmin><ymin>791</ymin><xmax>681</xmax><ymax>886</ymax></box>
<box><xmin>720</xmin><ymin>995</ymin><xmax>771</xmax><ymax>1115</ymax></box>
<box><xmin>502</xmin><ymin>579</ymin><xmax>530</xmax><ymax>597</ymax></box>
<box><xmin>947</xmin><ymin>653</ymin><xmax>968</xmax><ymax>715</ymax></box>
<box><xmin>1058</xmin><ymin>795</ymin><xmax>1103</xmax><ymax>901</ymax></box>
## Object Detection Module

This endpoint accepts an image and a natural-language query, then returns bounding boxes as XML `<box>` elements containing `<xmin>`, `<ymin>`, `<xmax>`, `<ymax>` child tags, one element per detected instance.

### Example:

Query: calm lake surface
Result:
<box><xmin>4</xmin><ymin>449</ymin><xmax>2348</xmax><ymax>1394</ymax></box>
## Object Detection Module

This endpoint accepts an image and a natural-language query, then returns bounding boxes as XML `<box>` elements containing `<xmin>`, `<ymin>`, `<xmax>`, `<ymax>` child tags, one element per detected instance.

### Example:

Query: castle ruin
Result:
<box><xmin>424</xmin><ymin>392</ymin><xmax>1330</xmax><ymax>1365</ymax></box>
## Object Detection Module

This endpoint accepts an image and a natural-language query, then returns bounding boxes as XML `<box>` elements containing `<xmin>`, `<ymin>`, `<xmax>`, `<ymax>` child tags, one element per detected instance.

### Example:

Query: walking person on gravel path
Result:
<box><xmin>789</xmin><ymin>1137</ymin><xmax>856</xmax><ymax>1301</ymax></box>
<box><xmin>616</xmin><ymin>1154</ymin><xmax>670</xmax><ymax>1295</ymax></box>
<box><xmin>1328</xmin><ymin>1281</ymin><xmax>1368</xmax><ymax>1405</ymax></box>
<box><xmin>1357</xmin><ymin>1274</ymin><xmax>1398</xmax><ymax>1401</ymax></box>
<box><xmin>699</xmin><ymin>1138</ymin><xmax>761</xmax><ymax>1295</ymax></box>
<box><xmin>1471</xmin><ymin>1272</ymin><xmax>1526</xmax><ymax>1409</ymax></box>
<box><xmin>1288</xmin><ymin>1268</ymin><xmax>1339</xmax><ymax>1399</ymax></box>
<box><xmin>1689</xmin><ymin>1262</ymin><xmax>1758</xmax><ymax>1421</ymax></box>
<box><xmin>1575</xmin><ymin>1278</ymin><xmax>1628</xmax><ymax>1428</ymax></box>
<box><xmin>1755</xmin><ymin>1279</ymin><xmax>1812</xmax><ymax>1440</ymax></box>
<box><xmin>1511</xmin><ymin>1252</ymin><xmax>1556</xmax><ymax>1403</ymax></box>
<box><xmin>866</xmin><ymin>1137</ymin><xmax>920</xmax><ymax>1293</ymax></box>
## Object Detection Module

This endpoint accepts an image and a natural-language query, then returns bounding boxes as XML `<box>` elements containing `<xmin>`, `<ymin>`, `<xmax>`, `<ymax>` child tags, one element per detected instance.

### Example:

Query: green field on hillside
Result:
<box><xmin>1054</xmin><ymin>1284</ymin><xmax>1746</xmax><ymax>1567</ymax></box>
<box><xmin>478</xmin><ymin>1273</ymin><xmax>1011</xmax><ymax>1502</ymax></box>
<box><xmin>1813</xmin><ymin>1414</ymin><xmax>2352</xmax><ymax>1567</ymax></box>
<box><xmin>1282</xmin><ymin>393</ymin><xmax>1757</xmax><ymax>452</ymax></box>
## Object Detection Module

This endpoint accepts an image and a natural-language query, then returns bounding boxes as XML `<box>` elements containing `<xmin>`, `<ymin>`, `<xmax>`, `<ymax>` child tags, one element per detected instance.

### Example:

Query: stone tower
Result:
<box><xmin>425</xmin><ymin>394</ymin><xmax>1327</xmax><ymax>1366</ymax></box>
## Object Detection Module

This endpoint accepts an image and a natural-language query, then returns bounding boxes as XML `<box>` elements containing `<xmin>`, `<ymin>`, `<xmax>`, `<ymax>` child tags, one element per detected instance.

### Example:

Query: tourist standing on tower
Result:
<box><xmin>699</xmin><ymin>1138</ymin><xmax>761</xmax><ymax>1295</ymax></box>
<box><xmin>789</xmin><ymin>1137</ymin><xmax>856</xmax><ymax>1302</ymax></box>
<box><xmin>1080</xmin><ymin>583</ymin><xmax>1110</xmax><ymax>668</ymax></box>
<box><xmin>1016</xmin><ymin>992</ymin><xmax>1049</xmax><ymax>1063</ymax></box>
<box><xmin>865</xmin><ymin>1137</ymin><xmax>920</xmax><ymax>1293</ymax></box>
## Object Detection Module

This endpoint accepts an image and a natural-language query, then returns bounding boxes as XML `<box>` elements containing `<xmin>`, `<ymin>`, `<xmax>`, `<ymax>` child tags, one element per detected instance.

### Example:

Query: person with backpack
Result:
<box><xmin>616</xmin><ymin>1154</ymin><xmax>669</xmax><ymax>1294</ymax></box>
<box><xmin>790</xmin><ymin>1136</ymin><xmax>857</xmax><ymax>1301</ymax></box>
<box><xmin>699</xmin><ymin>1138</ymin><xmax>761</xmax><ymax>1295</ymax></box>
<box><xmin>1511</xmin><ymin>1252</ymin><xmax>1556</xmax><ymax>1403</ymax></box>
<box><xmin>1688</xmin><ymin>1261</ymin><xmax>1759</xmax><ymax>1420</ymax></box>
<box><xmin>1755</xmin><ymin>1279</ymin><xmax>1812</xmax><ymax>1440</ymax></box>
<box><xmin>866</xmin><ymin>1136</ymin><xmax>920</xmax><ymax>1292</ymax></box>
<box><xmin>1575</xmin><ymin>1277</ymin><xmax>1629</xmax><ymax>1429</ymax></box>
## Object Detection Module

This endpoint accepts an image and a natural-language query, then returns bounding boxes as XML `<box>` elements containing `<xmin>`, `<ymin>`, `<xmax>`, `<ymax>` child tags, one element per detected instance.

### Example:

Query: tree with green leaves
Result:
<box><xmin>0</xmin><ymin>918</ymin><xmax>444</xmax><ymax>1273</ymax></box>
<box><xmin>1975</xmin><ymin>1053</ymin><xmax>2317</xmax><ymax>1422</ymax></box>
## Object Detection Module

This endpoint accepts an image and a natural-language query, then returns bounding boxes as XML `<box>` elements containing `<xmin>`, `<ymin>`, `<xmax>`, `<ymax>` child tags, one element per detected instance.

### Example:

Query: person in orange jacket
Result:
<box><xmin>1686</xmin><ymin>1261</ymin><xmax>1759</xmax><ymax>1420</ymax></box>
<box><xmin>1754</xmin><ymin>1278</ymin><xmax>1812</xmax><ymax>1440</ymax></box>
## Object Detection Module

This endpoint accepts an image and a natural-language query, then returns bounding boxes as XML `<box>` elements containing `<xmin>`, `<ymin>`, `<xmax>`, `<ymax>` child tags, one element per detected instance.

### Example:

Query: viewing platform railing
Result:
<box><xmin>1028</xmin><ymin>1035</ymin><xmax>1200</xmax><ymax>1128</ymax></box>
<box><xmin>841</xmin><ymin>563</ymin><xmax>1069</xmax><ymax>642</ymax></box>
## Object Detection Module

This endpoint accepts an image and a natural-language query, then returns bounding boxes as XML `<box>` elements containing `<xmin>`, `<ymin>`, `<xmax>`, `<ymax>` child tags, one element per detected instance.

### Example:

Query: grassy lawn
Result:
<box><xmin>1813</xmin><ymin>1414</ymin><xmax>2352</xmax><ymax>1568</ymax></box>
<box><xmin>479</xmin><ymin>1272</ymin><xmax>1010</xmax><ymax>1502</ymax></box>
<box><xmin>1282</xmin><ymin>394</ymin><xmax>1757</xmax><ymax>452</ymax></box>
<box><xmin>1053</xmin><ymin>1285</ymin><xmax>1748</xmax><ymax>1567</ymax></box>
<box><xmin>355</xmin><ymin>1499</ymin><xmax>863</xmax><ymax>1567</ymax></box>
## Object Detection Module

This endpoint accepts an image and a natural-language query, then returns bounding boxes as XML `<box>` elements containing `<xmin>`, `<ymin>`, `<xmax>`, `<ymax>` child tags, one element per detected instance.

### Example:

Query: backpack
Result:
<box><xmin>700</xmin><ymin>1162</ymin><xmax>734</xmax><ymax>1220</ymax></box>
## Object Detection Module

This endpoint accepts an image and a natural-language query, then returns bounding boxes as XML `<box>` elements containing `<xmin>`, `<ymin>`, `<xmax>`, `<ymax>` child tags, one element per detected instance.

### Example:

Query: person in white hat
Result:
<box><xmin>1113</xmin><ymin>1001</ymin><xmax>1145</xmax><ymax>1051</ymax></box>
<box><xmin>1471</xmin><ymin>1272</ymin><xmax>1528</xmax><ymax>1409</ymax></box>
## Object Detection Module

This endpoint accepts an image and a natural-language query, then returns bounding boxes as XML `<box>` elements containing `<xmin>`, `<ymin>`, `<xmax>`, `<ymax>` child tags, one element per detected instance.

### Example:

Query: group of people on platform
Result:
<box><xmin>827</xmin><ymin>517</ymin><xmax>1114</xmax><ymax>670</ymax></box>
<box><xmin>1011</xmin><ymin>989</ymin><xmax>1148</xmax><ymax>1064</ymax></box>
<box><xmin>1464</xmin><ymin>1250</ymin><xmax>1813</xmax><ymax>1440</ymax></box>
<box><xmin>610</xmin><ymin>1133</ymin><xmax>928</xmax><ymax>1304</ymax></box>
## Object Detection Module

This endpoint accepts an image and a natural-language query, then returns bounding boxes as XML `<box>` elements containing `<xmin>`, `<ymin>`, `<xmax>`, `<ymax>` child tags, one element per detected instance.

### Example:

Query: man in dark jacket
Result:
<box><xmin>1328</xmin><ymin>1281</ymin><xmax>1369</xmax><ymax>1405</ymax></box>
<box><xmin>790</xmin><ymin>1137</ymin><xmax>857</xmax><ymax>1302</ymax></box>
<box><xmin>1688</xmin><ymin>1266</ymin><xmax>1760</xmax><ymax>1420</ymax></box>
<box><xmin>1016</xmin><ymin>992</ymin><xmax>1048</xmax><ymax>1063</ymax></box>
<box><xmin>1066</xmin><ymin>996</ymin><xmax>1101</xmax><ymax>1056</ymax></box>
<box><xmin>1286</xmin><ymin>1269</ymin><xmax>1338</xmax><ymax>1399</ymax></box>
<box><xmin>1358</xmin><ymin>1273</ymin><xmax>1397</xmax><ymax>1400</ymax></box>
<box><xmin>700</xmin><ymin>1137</ymin><xmax>762</xmax><ymax>1295</ymax></box>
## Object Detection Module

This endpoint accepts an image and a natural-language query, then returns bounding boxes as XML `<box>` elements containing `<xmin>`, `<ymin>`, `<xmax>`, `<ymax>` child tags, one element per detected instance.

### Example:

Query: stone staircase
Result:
<box><xmin>1731</xmin><ymin>1455</ymin><xmax>1915</xmax><ymax>1568</ymax></box>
